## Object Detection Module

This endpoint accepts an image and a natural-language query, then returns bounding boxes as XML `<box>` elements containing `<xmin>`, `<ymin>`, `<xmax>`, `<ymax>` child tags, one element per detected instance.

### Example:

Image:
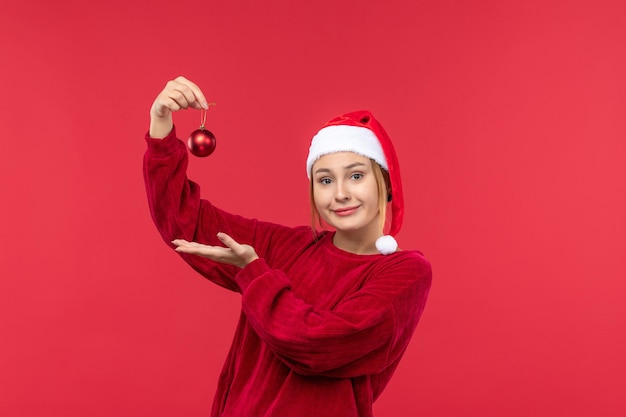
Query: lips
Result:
<box><xmin>332</xmin><ymin>206</ymin><xmax>360</xmax><ymax>217</ymax></box>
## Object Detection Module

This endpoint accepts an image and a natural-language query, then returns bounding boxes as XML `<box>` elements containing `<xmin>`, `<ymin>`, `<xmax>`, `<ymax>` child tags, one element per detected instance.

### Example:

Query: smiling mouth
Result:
<box><xmin>333</xmin><ymin>206</ymin><xmax>359</xmax><ymax>216</ymax></box>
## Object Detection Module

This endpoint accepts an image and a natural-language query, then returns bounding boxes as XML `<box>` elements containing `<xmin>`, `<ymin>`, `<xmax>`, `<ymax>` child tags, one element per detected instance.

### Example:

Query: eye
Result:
<box><xmin>350</xmin><ymin>173</ymin><xmax>363</xmax><ymax>181</ymax></box>
<box><xmin>319</xmin><ymin>177</ymin><xmax>333</xmax><ymax>185</ymax></box>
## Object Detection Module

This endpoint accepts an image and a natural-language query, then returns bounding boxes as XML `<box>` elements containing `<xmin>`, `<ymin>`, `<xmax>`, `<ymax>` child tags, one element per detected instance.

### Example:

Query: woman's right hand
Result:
<box><xmin>149</xmin><ymin>76</ymin><xmax>209</xmax><ymax>139</ymax></box>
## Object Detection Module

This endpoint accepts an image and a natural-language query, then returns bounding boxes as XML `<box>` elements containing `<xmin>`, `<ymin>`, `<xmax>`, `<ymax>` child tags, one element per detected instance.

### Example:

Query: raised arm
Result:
<box><xmin>144</xmin><ymin>77</ymin><xmax>260</xmax><ymax>291</ymax></box>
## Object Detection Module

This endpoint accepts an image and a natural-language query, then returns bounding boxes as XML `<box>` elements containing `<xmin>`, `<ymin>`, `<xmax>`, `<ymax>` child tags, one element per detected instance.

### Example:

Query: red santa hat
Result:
<box><xmin>306</xmin><ymin>110</ymin><xmax>404</xmax><ymax>255</ymax></box>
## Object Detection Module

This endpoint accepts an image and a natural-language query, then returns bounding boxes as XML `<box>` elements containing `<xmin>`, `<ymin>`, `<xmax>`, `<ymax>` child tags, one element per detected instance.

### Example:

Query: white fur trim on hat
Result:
<box><xmin>306</xmin><ymin>125</ymin><xmax>388</xmax><ymax>178</ymax></box>
<box><xmin>375</xmin><ymin>235</ymin><xmax>398</xmax><ymax>255</ymax></box>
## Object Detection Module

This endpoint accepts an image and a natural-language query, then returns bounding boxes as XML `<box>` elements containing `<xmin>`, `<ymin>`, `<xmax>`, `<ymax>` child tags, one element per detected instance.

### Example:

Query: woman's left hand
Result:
<box><xmin>172</xmin><ymin>233</ymin><xmax>259</xmax><ymax>268</ymax></box>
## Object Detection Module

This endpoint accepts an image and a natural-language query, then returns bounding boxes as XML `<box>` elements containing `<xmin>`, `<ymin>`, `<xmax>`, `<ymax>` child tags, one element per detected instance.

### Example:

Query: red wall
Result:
<box><xmin>1</xmin><ymin>1</ymin><xmax>625</xmax><ymax>416</ymax></box>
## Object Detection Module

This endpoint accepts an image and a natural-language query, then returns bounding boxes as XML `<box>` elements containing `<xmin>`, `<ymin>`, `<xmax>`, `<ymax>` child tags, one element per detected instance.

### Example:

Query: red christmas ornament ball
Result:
<box><xmin>187</xmin><ymin>128</ymin><xmax>216</xmax><ymax>157</ymax></box>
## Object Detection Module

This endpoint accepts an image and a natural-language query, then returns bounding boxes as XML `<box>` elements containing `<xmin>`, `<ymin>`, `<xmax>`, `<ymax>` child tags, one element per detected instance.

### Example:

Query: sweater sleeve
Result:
<box><xmin>143</xmin><ymin>127</ymin><xmax>301</xmax><ymax>292</ymax></box>
<box><xmin>236</xmin><ymin>254</ymin><xmax>432</xmax><ymax>378</ymax></box>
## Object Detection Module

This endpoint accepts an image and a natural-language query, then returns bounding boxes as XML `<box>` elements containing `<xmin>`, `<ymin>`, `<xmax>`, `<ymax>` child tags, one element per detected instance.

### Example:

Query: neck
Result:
<box><xmin>333</xmin><ymin>229</ymin><xmax>382</xmax><ymax>255</ymax></box>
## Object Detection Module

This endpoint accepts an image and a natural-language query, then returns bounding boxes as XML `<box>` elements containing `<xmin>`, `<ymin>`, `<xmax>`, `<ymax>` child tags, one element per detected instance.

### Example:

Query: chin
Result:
<box><xmin>328</xmin><ymin>220</ymin><xmax>368</xmax><ymax>233</ymax></box>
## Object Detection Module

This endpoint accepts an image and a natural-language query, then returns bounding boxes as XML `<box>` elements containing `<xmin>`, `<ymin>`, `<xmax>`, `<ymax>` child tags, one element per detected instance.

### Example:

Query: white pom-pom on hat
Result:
<box><xmin>375</xmin><ymin>235</ymin><xmax>398</xmax><ymax>255</ymax></box>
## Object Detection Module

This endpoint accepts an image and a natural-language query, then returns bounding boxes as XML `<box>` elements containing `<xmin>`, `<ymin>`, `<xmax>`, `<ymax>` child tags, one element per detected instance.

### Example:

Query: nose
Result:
<box><xmin>334</xmin><ymin>181</ymin><xmax>350</xmax><ymax>201</ymax></box>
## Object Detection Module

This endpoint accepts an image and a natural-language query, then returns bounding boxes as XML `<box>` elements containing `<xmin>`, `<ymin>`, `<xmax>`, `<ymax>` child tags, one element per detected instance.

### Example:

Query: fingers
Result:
<box><xmin>217</xmin><ymin>233</ymin><xmax>260</xmax><ymax>266</ymax></box>
<box><xmin>171</xmin><ymin>236</ymin><xmax>239</xmax><ymax>251</ymax></box>
<box><xmin>151</xmin><ymin>76</ymin><xmax>209</xmax><ymax>118</ymax></box>
<box><xmin>164</xmin><ymin>76</ymin><xmax>208</xmax><ymax>110</ymax></box>
<box><xmin>216</xmin><ymin>232</ymin><xmax>244</xmax><ymax>252</ymax></box>
<box><xmin>171</xmin><ymin>239</ymin><xmax>204</xmax><ymax>254</ymax></box>
<box><xmin>171</xmin><ymin>237</ymin><xmax>235</xmax><ymax>258</ymax></box>
<box><xmin>171</xmin><ymin>238</ymin><xmax>196</xmax><ymax>249</ymax></box>
<box><xmin>172</xmin><ymin>76</ymin><xmax>209</xmax><ymax>110</ymax></box>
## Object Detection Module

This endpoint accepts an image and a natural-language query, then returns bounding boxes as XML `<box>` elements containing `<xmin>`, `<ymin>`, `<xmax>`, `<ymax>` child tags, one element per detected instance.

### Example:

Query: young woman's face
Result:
<box><xmin>311</xmin><ymin>152</ymin><xmax>381</xmax><ymax>236</ymax></box>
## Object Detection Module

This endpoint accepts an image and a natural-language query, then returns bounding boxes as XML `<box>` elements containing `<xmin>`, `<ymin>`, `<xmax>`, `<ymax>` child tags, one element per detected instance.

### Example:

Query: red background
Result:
<box><xmin>1</xmin><ymin>1</ymin><xmax>625</xmax><ymax>416</ymax></box>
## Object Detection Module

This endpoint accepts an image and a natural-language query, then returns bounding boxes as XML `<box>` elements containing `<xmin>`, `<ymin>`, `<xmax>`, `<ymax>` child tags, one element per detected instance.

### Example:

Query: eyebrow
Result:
<box><xmin>314</xmin><ymin>162</ymin><xmax>367</xmax><ymax>175</ymax></box>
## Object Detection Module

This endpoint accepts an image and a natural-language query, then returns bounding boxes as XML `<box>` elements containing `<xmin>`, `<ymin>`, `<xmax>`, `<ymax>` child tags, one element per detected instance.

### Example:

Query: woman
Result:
<box><xmin>144</xmin><ymin>76</ymin><xmax>432</xmax><ymax>417</ymax></box>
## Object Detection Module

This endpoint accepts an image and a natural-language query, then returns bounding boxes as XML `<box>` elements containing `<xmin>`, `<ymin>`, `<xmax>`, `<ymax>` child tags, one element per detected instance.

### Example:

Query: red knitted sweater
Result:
<box><xmin>143</xmin><ymin>128</ymin><xmax>432</xmax><ymax>417</ymax></box>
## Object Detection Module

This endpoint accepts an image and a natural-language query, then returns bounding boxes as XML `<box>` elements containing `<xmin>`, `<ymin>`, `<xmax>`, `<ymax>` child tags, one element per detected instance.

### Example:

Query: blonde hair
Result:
<box><xmin>310</xmin><ymin>159</ymin><xmax>391</xmax><ymax>235</ymax></box>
